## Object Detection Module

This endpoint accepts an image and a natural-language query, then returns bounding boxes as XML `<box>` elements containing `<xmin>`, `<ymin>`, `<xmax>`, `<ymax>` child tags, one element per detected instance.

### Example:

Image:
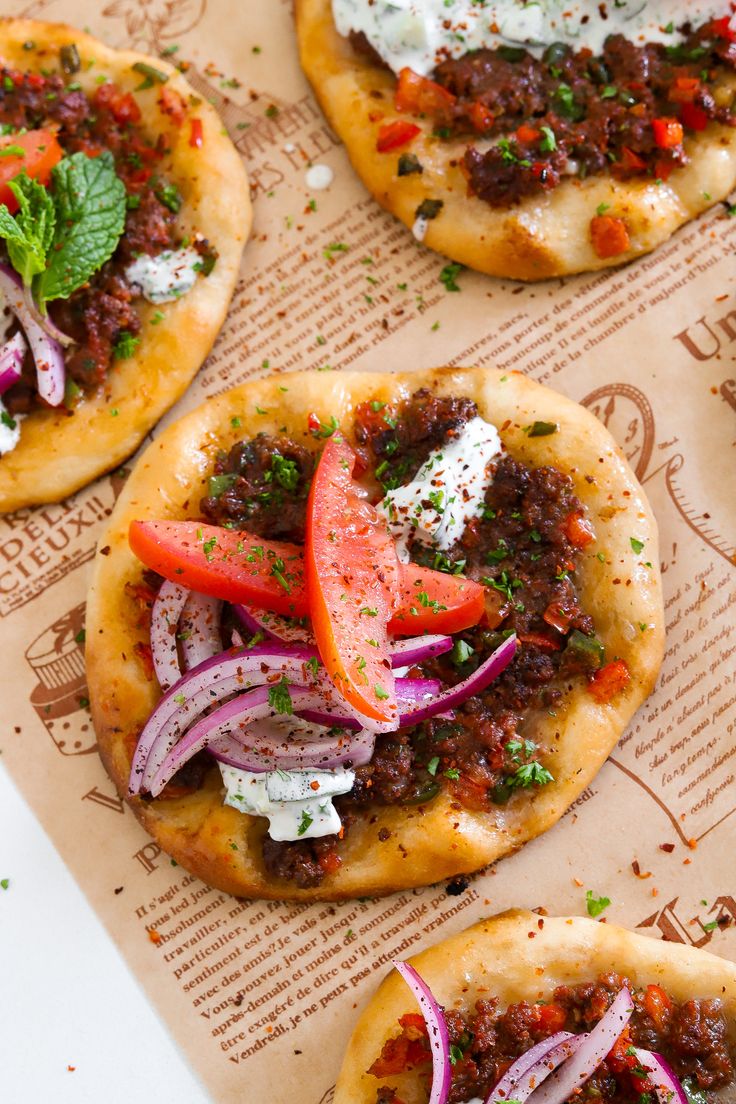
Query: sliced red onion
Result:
<box><xmin>295</xmin><ymin>677</ymin><xmax>443</xmax><ymax>730</ymax></box>
<box><xmin>398</xmin><ymin>633</ymin><xmax>517</xmax><ymax>728</ymax></box>
<box><xmin>389</xmin><ymin>634</ymin><xmax>453</xmax><ymax>667</ymax></box>
<box><xmin>129</xmin><ymin>643</ymin><xmax>322</xmax><ymax>794</ymax></box>
<box><xmin>0</xmin><ymin>331</ymin><xmax>26</xmax><ymax>394</ymax></box>
<box><xmin>486</xmin><ymin>1032</ymin><xmax>577</xmax><ymax>1103</ymax></box>
<box><xmin>393</xmin><ymin>961</ymin><xmax>451</xmax><ymax>1104</ymax></box>
<box><xmin>233</xmin><ymin>602</ymin><xmax>314</xmax><ymax>644</ymax></box>
<box><xmin>527</xmin><ymin>987</ymin><xmax>634</xmax><ymax>1104</ymax></box>
<box><xmin>0</xmin><ymin>264</ymin><xmax>65</xmax><ymax>406</ymax></box>
<box><xmin>630</xmin><ymin>1049</ymin><xmax>687</xmax><ymax>1104</ymax></box>
<box><xmin>149</xmin><ymin>581</ymin><xmax>189</xmax><ymax>691</ymax></box>
<box><xmin>21</xmin><ymin>283</ymin><xmax>74</xmax><ymax>348</ymax></box>
<box><xmin>149</xmin><ymin>683</ymin><xmax>322</xmax><ymax>794</ymax></box>
<box><xmin>180</xmin><ymin>592</ymin><xmax>223</xmax><ymax>670</ymax></box>
<box><xmin>209</xmin><ymin>717</ymin><xmax>376</xmax><ymax>772</ymax></box>
<box><xmin>491</xmin><ymin>1035</ymin><xmax>582</xmax><ymax>1103</ymax></box>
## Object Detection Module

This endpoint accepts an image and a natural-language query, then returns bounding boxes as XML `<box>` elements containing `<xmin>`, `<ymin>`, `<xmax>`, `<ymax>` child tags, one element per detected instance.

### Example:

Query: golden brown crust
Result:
<box><xmin>294</xmin><ymin>0</ymin><xmax>736</xmax><ymax>280</ymax></box>
<box><xmin>86</xmin><ymin>366</ymin><xmax>664</xmax><ymax>900</ymax></box>
<box><xmin>0</xmin><ymin>19</ymin><xmax>251</xmax><ymax>513</ymax></box>
<box><xmin>335</xmin><ymin>910</ymin><xmax>736</xmax><ymax>1104</ymax></box>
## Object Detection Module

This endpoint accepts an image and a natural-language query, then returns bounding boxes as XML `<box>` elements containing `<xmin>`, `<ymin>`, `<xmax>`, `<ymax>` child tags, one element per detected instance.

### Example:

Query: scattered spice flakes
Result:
<box><xmin>67</xmin><ymin>1066</ymin><xmax>76</xmax><ymax>1072</ymax></box>
<box><xmin>148</xmin><ymin>928</ymin><xmax>162</xmax><ymax>945</ymax></box>
<box><xmin>659</xmin><ymin>842</ymin><xmax>675</xmax><ymax>853</ymax></box>
<box><xmin>114</xmin><ymin>886</ymin><xmax>124</xmax><ymax>895</ymax></box>
<box><xmin>572</xmin><ymin>877</ymin><xmax>584</xmax><ymax>887</ymax></box>
<box><xmin>631</xmin><ymin>860</ymin><xmax>652</xmax><ymax>879</ymax></box>
<box><xmin>687</xmin><ymin>837</ymin><xmax>698</xmax><ymax>850</ymax></box>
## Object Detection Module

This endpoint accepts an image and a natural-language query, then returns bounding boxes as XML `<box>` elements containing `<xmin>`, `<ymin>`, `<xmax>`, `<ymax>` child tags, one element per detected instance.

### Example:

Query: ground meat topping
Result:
<box><xmin>353</xmin><ymin>19</ymin><xmax>736</xmax><ymax>209</ymax></box>
<box><xmin>200</xmin><ymin>434</ymin><xmax>314</xmax><ymax>542</ymax></box>
<box><xmin>369</xmin><ymin>976</ymin><xmax>735</xmax><ymax>1103</ymax></box>
<box><xmin>0</xmin><ymin>58</ymin><xmax>196</xmax><ymax>414</ymax></box>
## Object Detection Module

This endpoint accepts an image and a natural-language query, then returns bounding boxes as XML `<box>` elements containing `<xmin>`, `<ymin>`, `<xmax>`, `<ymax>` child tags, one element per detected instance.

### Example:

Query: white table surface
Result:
<box><xmin>0</xmin><ymin>762</ymin><xmax>210</xmax><ymax>1103</ymax></box>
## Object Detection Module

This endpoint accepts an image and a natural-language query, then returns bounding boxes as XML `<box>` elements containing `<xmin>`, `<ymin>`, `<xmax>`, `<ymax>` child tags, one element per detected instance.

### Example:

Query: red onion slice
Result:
<box><xmin>0</xmin><ymin>264</ymin><xmax>66</xmax><ymax>407</ymax></box>
<box><xmin>389</xmin><ymin>634</ymin><xmax>453</xmax><ymax>667</ymax></box>
<box><xmin>149</xmin><ymin>580</ymin><xmax>189</xmax><ymax>691</ymax></box>
<box><xmin>486</xmin><ymin>1032</ymin><xmax>577</xmax><ymax>1103</ymax></box>
<box><xmin>180</xmin><ymin>592</ymin><xmax>223</xmax><ymax>671</ymax></box>
<box><xmin>0</xmin><ymin>331</ymin><xmax>26</xmax><ymax>394</ymax></box>
<box><xmin>129</xmin><ymin>644</ymin><xmax>322</xmax><ymax>794</ymax></box>
<box><xmin>209</xmin><ymin>718</ymin><xmax>376</xmax><ymax>772</ymax></box>
<box><xmin>630</xmin><ymin>1049</ymin><xmax>687</xmax><ymax>1104</ymax></box>
<box><xmin>527</xmin><ymin>987</ymin><xmax>634</xmax><ymax>1104</ymax></box>
<box><xmin>233</xmin><ymin>602</ymin><xmax>314</xmax><ymax>644</ymax></box>
<box><xmin>21</xmin><ymin>283</ymin><xmax>74</xmax><ymax>348</ymax></box>
<box><xmin>149</xmin><ymin>683</ymin><xmax>321</xmax><ymax>794</ymax></box>
<box><xmin>393</xmin><ymin>961</ymin><xmax>451</xmax><ymax>1104</ymax></box>
<box><xmin>398</xmin><ymin>633</ymin><xmax>517</xmax><ymax>728</ymax></box>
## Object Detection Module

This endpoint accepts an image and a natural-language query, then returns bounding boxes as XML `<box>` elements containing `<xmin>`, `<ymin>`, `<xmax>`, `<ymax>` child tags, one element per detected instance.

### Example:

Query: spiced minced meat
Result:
<box><xmin>135</xmin><ymin>391</ymin><xmax>623</xmax><ymax>889</ymax></box>
<box><xmin>350</xmin><ymin>18</ymin><xmax>736</xmax><ymax>209</ymax></box>
<box><xmin>368</xmin><ymin>973</ymin><xmax>734</xmax><ymax>1104</ymax></box>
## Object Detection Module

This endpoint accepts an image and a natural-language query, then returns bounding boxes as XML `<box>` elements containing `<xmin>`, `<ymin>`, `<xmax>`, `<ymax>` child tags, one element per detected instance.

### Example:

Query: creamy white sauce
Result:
<box><xmin>125</xmin><ymin>247</ymin><xmax>201</xmax><ymax>305</ymax></box>
<box><xmin>220</xmin><ymin>763</ymin><xmax>355</xmax><ymax>842</ymax></box>
<box><xmin>0</xmin><ymin>399</ymin><xmax>21</xmax><ymax>456</ymax></box>
<box><xmin>305</xmin><ymin>163</ymin><xmax>335</xmax><ymax>190</ymax></box>
<box><xmin>378</xmin><ymin>415</ymin><xmax>504</xmax><ymax>562</ymax></box>
<box><xmin>332</xmin><ymin>0</ymin><xmax>734</xmax><ymax>76</ymax></box>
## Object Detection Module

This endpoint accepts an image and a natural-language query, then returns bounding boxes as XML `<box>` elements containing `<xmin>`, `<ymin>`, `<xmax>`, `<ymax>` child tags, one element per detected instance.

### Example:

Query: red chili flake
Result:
<box><xmin>687</xmin><ymin>838</ymin><xmax>698</xmax><ymax>850</ymax></box>
<box><xmin>189</xmin><ymin>117</ymin><xmax>204</xmax><ymax>148</ymax></box>
<box><xmin>148</xmin><ymin>928</ymin><xmax>162</xmax><ymax>945</ymax></box>
<box><xmin>631</xmin><ymin>860</ymin><xmax>652</xmax><ymax>879</ymax></box>
<box><xmin>659</xmin><ymin>842</ymin><xmax>675</xmax><ymax>853</ymax></box>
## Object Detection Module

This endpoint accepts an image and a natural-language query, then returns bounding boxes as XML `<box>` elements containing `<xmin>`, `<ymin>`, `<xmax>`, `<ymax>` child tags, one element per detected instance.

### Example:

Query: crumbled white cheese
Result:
<box><xmin>220</xmin><ymin>763</ymin><xmax>355</xmax><ymax>842</ymax></box>
<box><xmin>0</xmin><ymin>399</ymin><xmax>21</xmax><ymax>456</ymax></box>
<box><xmin>378</xmin><ymin>415</ymin><xmax>504</xmax><ymax>563</ymax></box>
<box><xmin>125</xmin><ymin>247</ymin><xmax>201</xmax><ymax>305</ymax></box>
<box><xmin>305</xmin><ymin>163</ymin><xmax>334</xmax><ymax>190</ymax></box>
<box><xmin>332</xmin><ymin>0</ymin><xmax>732</xmax><ymax>76</ymax></box>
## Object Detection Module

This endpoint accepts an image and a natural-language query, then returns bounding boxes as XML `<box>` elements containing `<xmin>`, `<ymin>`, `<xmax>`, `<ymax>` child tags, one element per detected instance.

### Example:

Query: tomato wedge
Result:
<box><xmin>0</xmin><ymin>129</ymin><xmax>63</xmax><ymax>212</ymax></box>
<box><xmin>306</xmin><ymin>435</ymin><xmax>399</xmax><ymax>724</ymax></box>
<box><xmin>390</xmin><ymin>566</ymin><xmax>484</xmax><ymax>636</ymax></box>
<box><xmin>128</xmin><ymin>520</ymin><xmax>308</xmax><ymax>617</ymax></box>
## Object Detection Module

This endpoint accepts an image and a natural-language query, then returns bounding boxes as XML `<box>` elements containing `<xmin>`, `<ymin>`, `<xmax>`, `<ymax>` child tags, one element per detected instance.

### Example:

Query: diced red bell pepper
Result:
<box><xmin>516</xmin><ymin>124</ymin><xmax>541</xmax><ymax>143</ymax></box>
<box><xmin>189</xmin><ymin>117</ymin><xmax>204</xmax><ymax>148</ymax></box>
<box><xmin>590</xmin><ymin>215</ymin><xmax>631</xmax><ymax>260</ymax></box>
<box><xmin>394</xmin><ymin>67</ymin><xmax>456</xmax><ymax>116</ymax></box>
<box><xmin>652</xmin><ymin>117</ymin><xmax>683</xmax><ymax>150</ymax></box>
<box><xmin>564</xmin><ymin>511</ymin><xmax>595</xmax><ymax>548</ymax></box>
<box><xmin>668</xmin><ymin>76</ymin><xmax>700</xmax><ymax>105</ymax></box>
<box><xmin>680</xmin><ymin>102</ymin><xmax>709</xmax><ymax>132</ymax></box>
<box><xmin>376</xmin><ymin>119</ymin><xmax>421</xmax><ymax>152</ymax></box>
<box><xmin>588</xmin><ymin>659</ymin><xmax>631</xmax><ymax>704</ymax></box>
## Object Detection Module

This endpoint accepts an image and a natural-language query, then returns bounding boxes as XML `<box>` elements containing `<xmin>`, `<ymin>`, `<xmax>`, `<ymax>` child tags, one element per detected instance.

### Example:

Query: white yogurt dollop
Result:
<box><xmin>332</xmin><ymin>0</ymin><xmax>733</xmax><ymax>76</ymax></box>
<box><xmin>0</xmin><ymin>399</ymin><xmax>21</xmax><ymax>456</ymax></box>
<box><xmin>125</xmin><ymin>247</ymin><xmax>201</xmax><ymax>305</ymax></box>
<box><xmin>221</xmin><ymin>762</ymin><xmax>355</xmax><ymax>842</ymax></box>
<box><xmin>378</xmin><ymin>415</ymin><xmax>504</xmax><ymax>563</ymax></box>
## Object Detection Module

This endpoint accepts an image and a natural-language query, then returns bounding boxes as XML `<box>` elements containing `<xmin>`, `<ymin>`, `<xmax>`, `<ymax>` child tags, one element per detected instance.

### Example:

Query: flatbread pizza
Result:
<box><xmin>336</xmin><ymin>909</ymin><xmax>736</xmax><ymax>1104</ymax></box>
<box><xmin>0</xmin><ymin>19</ymin><xmax>250</xmax><ymax>512</ymax></box>
<box><xmin>295</xmin><ymin>1</ymin><xmax>736</xmax><ymax>280</ymax></box>
<box><xmin>87</xmin><ymin>367</ymin><xmax>664</xmax><ymax>900</ymax></box>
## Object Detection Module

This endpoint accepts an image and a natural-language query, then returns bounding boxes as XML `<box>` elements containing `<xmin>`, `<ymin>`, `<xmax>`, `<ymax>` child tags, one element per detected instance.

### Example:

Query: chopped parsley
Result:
<box><xmin>630</xmin><ymin>537</ymin><xmax>645</xmax><ymax>554</ymax></box>
<box><xmin>112</xmin><ymin>331</ymin><xmax>141</xmax><ymax>360</ymax></box>
<box><xmin>439</xmin><ymin>262</ymin><xmax>463</xmax><ymax>292</ymax></box>
<box><xmin>585</xmin><ymin>890</ymin><xmax>611</xmax><ymax>918</ymax></box>
<box><xmin>427</xmin><ymin>756</ymin><xmax>440</xmax><ymax>777</ymax></box>
<box><xmin>267</xmin><ymin>453</ymin><xmax>300</xmax><ymax>491</ymax></box>
<box><xmin>323</xmin><ymin>241</ymin><xmax>349</xmax><ymax>261</ymax></box>
<box><xmin>268</xmin><ymin>677</ymin><xmax>293</xmax><ymax>715</ymax></box>
<box><xmin>297</xmin><ymin>810</ymin><xmax>313</xmax><ymax>837</ymax></box>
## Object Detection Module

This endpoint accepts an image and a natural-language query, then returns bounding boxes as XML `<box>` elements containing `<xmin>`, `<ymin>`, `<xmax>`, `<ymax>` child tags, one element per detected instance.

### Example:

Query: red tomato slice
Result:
<box><xmin>128</xmin><ymin>520</ymin><xmax>308</xmax><ymax>617</ymax></box>
<box><xmin>389</xmin><ymin>566</ymin><xmax>484</xmax><ymax>636</ymax></box>
<box><xmin>0</xmin><ymin>129</ymin><xmax>63</xmax><ymax>212</ymax></box>
<box><xmin>306</xmin><ymin>435</ymin><xmax>399</xmax><ymax>724</ymax></box>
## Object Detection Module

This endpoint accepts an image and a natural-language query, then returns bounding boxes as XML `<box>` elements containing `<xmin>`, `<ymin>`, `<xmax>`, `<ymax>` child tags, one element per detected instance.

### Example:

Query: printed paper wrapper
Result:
<box><xmin>1</xmin><ymin>3</ymin><xmax>734</xmax><ymax>1101</ymax></box>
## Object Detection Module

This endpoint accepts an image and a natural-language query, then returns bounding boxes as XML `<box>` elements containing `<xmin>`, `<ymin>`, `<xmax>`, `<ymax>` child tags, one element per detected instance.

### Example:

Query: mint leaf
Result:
<box><xmin>35</xmin><ymin>151</ymin><xmax>125</xmax><ymax>308</ymax></box>
<box><xmin>0</xmin><ymin>172</ymin><xmax>55</xmax><ymax>285</ymax></box>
